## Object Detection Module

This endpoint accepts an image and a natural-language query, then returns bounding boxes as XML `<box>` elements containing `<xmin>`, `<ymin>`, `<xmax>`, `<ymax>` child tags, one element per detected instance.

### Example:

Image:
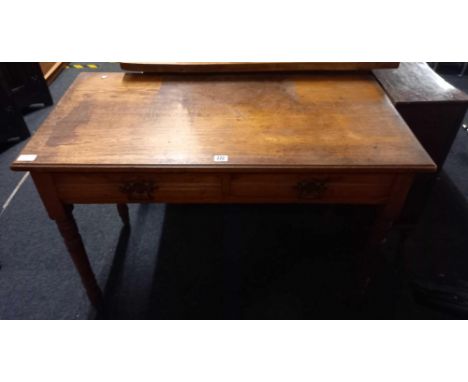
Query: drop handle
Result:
<box><xmin>119</xmin><ymin>180</ymin><xmax>158</xmax><ymax>200</ymax></box>
<box><xmin>294</xmin><ymin>179</ymin><xmax>327</xmax><ymax>199</ymax></box>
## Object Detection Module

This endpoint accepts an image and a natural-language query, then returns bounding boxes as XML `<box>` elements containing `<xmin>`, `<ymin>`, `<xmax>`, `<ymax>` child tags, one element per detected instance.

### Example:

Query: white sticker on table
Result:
<box><xmin>213</xmin><ymin>155</ymin><xmax>229</xmax><ymax>162</ymax></box>
<box><xmin>17</xmin><ymin>154</ymin><xmax>37</xmax><ymax>162</ymax></box>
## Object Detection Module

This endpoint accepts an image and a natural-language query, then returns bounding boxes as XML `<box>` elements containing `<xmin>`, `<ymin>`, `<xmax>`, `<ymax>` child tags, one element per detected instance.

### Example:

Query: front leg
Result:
<box><xmin>360</xmin><ymin>174</ymin><xmax>414</xmax><ymax>288</ymax></box>
<box><xmin>368</xmin><ymin>174</ymin><xmax>414</xmax><ymax>248</ymax></box>
<box><xmin>55</xmin><ymin>205</ymin><xmax>103</xmax><ymax>308</ymax></box>
<box><xmin>31</xmin><ymin>173</ymin><xmax>103</xmax><ymax>308</ymax></box>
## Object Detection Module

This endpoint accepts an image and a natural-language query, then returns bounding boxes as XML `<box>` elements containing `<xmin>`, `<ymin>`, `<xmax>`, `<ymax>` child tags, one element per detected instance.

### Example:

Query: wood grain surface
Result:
<box><xmin>374</xmin><ymin>62</ymin><xmax>468</xmax><ymax>167</ymax></box>
<box><xmin>51</xmin><ymin>172</ymin><xmax>396</xmax><ymax>204</ymax></box>
<box><xmin>121</xmin><ymin>62</ymin><xmax>399</xmax><ymax>73</ymax></box>
<box><xmin>373</xmin><ymin>62</ymin><xmax>468</xmax><ymax>104</ymax></box>
<box><xmin>12</xmin><ymin>72</ymin><xmax>435</xmax><ymax>172</ymax></box>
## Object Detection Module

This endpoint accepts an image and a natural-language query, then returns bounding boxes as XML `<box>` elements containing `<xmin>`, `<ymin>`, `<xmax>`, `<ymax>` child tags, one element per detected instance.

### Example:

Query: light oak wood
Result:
<box><xmin>40</xmin><ymin>62</ymin><xmax>66</xmax><ymax>84</ymax></box>
<box><xmin>121</xmin><ymin>62</ymin><xmax>400</xmax><ymax>73</ymax></box>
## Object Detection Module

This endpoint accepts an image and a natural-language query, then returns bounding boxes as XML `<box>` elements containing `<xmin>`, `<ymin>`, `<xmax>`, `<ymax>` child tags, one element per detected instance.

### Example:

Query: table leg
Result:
<box><xmin>55</xmin><ymin>205</ymin><xmax>103</xmax><ymax>307</ymax></box>
<box><xmin>31</xmin><ymin>173</ymin><xmax>103</xmax><ymax>308</ymax></box>
<box><xmin>117</xmin><ymin>203</ymin><xmax>130</xmax><ymax>225</ymax></box>
<box><xmin>369</xmin><ymin>174</ymin><xmax>414</xmax><ymax>248</ymax></box>
<box><xmin>359</xmin><ymin>174</ymin><xmax>414</xmax><ymax>288</ymax></box>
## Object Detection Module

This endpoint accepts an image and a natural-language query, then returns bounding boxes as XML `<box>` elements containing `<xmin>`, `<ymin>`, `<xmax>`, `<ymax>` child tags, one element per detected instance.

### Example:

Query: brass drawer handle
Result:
<box><xmin>294</xmin><ymin>179</ymin><xmax>327</xmax><ymax>199</ymax></box>
<box><xmin>119</xmin><ymin>180</ymin><xmax>158</xmax><ymax>200</ymax></box>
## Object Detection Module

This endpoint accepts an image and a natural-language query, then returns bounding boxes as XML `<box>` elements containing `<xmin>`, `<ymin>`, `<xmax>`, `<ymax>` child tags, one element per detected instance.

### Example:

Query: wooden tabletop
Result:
<box><xmin>12</xmin><ymin>72</ymin><xmax>435</xmax><ymax>172</ymax></box>
<box><xmin>121</xmin><ymin>62</ymin><xmax>399</xmax><ymax>73</ymax></box>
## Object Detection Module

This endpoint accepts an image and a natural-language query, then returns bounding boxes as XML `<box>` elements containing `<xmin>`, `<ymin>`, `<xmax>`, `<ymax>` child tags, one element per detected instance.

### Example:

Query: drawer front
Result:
<box><xmin>228</xmin><ymin>173</ymin><xmax>395</xmax><ymax>203</ymax></box>
<box><xmin>53</xmin><ymin>172</ymin><xmax>396</xmax><ymax>204</ymax></box>
<box><xmin>54</xmin><ymin>173</ymin><xmax>223</xmax><ymax>203</ymax></box>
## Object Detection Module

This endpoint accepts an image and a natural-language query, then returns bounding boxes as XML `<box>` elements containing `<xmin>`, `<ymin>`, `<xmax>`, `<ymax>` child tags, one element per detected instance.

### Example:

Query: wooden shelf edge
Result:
<box><xmin>120</xmin><ymin>62</ymin><xmax>400</xmax><ymax>73</ymax></box>
<box><xmin>41</xmin><ymin>62</ymin><xmax>67</xmax><ymax>84</ymax></box>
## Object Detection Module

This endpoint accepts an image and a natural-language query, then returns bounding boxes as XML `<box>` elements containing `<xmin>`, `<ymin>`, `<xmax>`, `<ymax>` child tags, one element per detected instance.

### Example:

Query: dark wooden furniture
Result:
<box><xmin>0</xmin><ymin>63</ymin><xmax>52</xmax><ymax>111</ymax></box>
<box><xmin>0</xmin><ymin>63</ymin><xmax>53</xmax><ymax>144</ymax></box>
<box><xmin>0</xmin><ymin>77</ymin><xmax>30</xmax><ymax>143</ymax></box>
<box><xmin>121</xmin><ymin>62</ymin><xmax>399</xmax><ymax>73</ymax></box>
<box><xmin>374</xmin><ymin>62</ymin><xmax>468</xmax><ymax>221</ymax></box>
<box><xmin>11</xmin><ymin>71</ymin><xmax>435</xmax><ymax>308</ymax></box>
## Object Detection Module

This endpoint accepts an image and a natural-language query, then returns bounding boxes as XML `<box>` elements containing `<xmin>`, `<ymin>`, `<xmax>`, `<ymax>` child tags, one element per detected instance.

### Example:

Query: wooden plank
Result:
<box><xmin>373</xmin><ymin>62</ymin><xmax>468</xmax><ymax>104</ymax></box>
<box><xmin>121</xmin><ymin>62</ymin><xmax>399</xmax><ymax>73</ymax></box>
<box><xmin>40</xmin><ymin>62</ymin><xmax>66</xmax><ymax>84</ymax></box>
<box><xmin>11</xmin><ymin>72</ymin><xmax>435</xmax><ymax>173</ymax></box>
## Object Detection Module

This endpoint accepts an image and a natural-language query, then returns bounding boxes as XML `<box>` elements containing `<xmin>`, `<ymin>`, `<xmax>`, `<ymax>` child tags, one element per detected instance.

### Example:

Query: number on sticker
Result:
<box><xmin>213</xmin><ymin>155</ymin><xmax>229</xmax><ymax>162</ymax></box>
<box><xmin>17</xmin><ymin>154</ymin><xmax>37</xmax><ymax>162</ymax></box>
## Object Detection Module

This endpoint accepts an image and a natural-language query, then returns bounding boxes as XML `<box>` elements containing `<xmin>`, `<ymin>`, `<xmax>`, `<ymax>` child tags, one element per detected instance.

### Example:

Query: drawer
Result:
<box><xmin>228</xmin><ymin>173</ymin><xmax>396</xmax><ymax>203</ymax></box>
<box><xmin>54</xmin><ymin>173</ymin><xmax>223</xmax><ymax>203</ymax></box>
<box><xmin>53</xmin><ymin>172</ymin><xmax>396</xmax><ymax>204</ymax></box>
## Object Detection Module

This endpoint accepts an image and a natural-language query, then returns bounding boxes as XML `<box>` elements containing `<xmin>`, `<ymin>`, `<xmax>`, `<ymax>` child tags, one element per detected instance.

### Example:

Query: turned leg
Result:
<box><xmin>55</xmin><ymin>205</ymin><xmax>103</xmax><ymax>307</ymax></box>
<box><xmin>31</xmin><ymin>173</ymin><xmax>104</xmax><ymax>308</ymax></box>
<box><xmin>360</xmin><ymin>174</ymin><xmax>415</xmax><ymax>288</ymax></box>
<box><xmin>368</xmin><ymin>205</ymin><xmax>394</xmax><ymax>249</ymax></box>
<box><xmin>368</xmin><ymin>175</ymin><xmax>414</xmax><ymax>249</ymax></box>
<box><xmin>117</xmin><ymin>203</ymin><xmax>130</xmax><ymax>225</ymax></box>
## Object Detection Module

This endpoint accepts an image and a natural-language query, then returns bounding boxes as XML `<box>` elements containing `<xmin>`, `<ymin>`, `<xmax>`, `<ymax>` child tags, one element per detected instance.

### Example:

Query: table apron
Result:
<box><xmin>50</xmin><ymin>172</ymin><xmax>398</xmax><ymax>205</ymax></box>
